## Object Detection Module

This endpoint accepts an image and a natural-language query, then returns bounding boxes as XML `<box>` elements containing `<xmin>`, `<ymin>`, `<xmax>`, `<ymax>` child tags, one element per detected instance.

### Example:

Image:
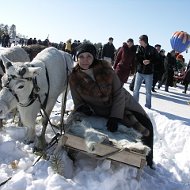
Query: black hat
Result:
<box><xmin>127</xmin><ymin>38</ymin><xmax>134</xmax><ymax>43</ymax></box>
<box><xmin>160</xmin><ymin>49</ymin><xmax>165</xmax><ymax>53</ymax></box>
<box><xmin>76</xmin><ymin>43</ymin><xmax>97</xmax><ymax>59</ymax></box>
<box><xmin>139</xmin><ymin>35</ymin><xmax>148</xmax><ymax>44</ymax></box>
<box><xmin>155</xmin><ymin>44</ymin><xmax>161</xmax><ymax>48</ymax></box>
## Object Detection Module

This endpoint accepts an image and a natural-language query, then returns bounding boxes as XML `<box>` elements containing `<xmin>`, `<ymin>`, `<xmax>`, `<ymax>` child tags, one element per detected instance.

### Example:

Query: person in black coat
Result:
<box><xmin>158</xmin><ymin>50</ymin><xmax>177</xmax><ymax>92</ymax></box>
<box><xmin>2</xmin><ymin>33</ymin><xmax>10</xmax><ymax>47</ymax></box>
<box><xmin>102</xmin><ymin>37</ymin><xmax>116</xmax><ymax>66</ymax></box>
<box><xmin>152</xmin><ymin>46</ymin><xmax>165</xmax><ymax>92</ymax></box>
<box><xmin>182</xmin><ymin>60</ymin><xmax>190</xmax><ymax>94</ymax></box>
<box><xmin>133</xmin><ymin>35</ymin><xmax>158</xmax><ymax>109</ymax></box>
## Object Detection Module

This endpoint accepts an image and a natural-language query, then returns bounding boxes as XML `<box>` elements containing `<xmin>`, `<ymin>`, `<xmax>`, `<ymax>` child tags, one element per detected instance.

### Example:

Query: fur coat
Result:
<box><xmin>69</xmin><ymin>60</ymin><xmax>152</xmax><ymax>137</ymax></box>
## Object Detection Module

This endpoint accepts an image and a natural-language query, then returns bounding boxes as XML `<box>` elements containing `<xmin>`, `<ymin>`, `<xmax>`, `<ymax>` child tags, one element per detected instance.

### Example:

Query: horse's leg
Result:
<box><xmin>36</xmin><ymin>115</ymin><xmax>49</xmax><ymax>151</ymax></box>
<box><xmin>59</xmin><ymin>86</ymin><xmax>69</xmax><ymax>131</ymax></box>
<box><xmin>36</xmin><ymin>101</ymin><xmax>56</xmax><ymax>151</ymax></box>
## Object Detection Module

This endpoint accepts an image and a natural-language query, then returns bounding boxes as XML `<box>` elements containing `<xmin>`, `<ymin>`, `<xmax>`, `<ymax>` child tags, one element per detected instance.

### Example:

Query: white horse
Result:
<box><xmin>0</xmin><ymin>47</ymin><xmax>73</xmax><ymax>149</ymax></box>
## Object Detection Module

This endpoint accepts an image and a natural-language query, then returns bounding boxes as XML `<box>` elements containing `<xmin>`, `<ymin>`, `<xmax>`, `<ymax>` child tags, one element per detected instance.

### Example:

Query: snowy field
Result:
<box><xmin>0</xmin><ymin>77</ymin><xmax>190</xmax><ymax>190</ymax></box>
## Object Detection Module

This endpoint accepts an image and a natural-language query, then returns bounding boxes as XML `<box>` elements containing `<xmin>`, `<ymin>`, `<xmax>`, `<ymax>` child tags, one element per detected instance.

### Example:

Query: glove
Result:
<box><xmin>106</xmin><ymin>117</ymin><xmax>118</xmax><ymax>132</ymax></box>
<box><xmin>75</xmin><ymin>104</ymin><xmax>93</xmax><ymax>116</ymax></box>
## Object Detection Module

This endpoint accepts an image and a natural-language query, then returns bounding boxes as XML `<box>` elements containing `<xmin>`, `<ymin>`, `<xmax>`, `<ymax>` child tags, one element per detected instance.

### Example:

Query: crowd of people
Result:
<box><xmin>1</xmin><ymin>33</ymin><xmax>189</xmax><ymax>99</ymax></box>
<box><xmin>1</xmin><ymin>33</ymin><xmax>189</xmax><ymax>103</ymax></box>
<box><xmin>96</xmin><ymin>35</ymin><xmax>189</xmax><ymax>109</ymax></box>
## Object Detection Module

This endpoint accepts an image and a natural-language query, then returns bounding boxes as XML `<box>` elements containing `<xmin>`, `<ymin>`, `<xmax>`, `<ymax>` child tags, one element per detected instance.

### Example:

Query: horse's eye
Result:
<box><xmin>18</xmin><ymin>85</ymin><xmax>24</xmax><ymax>89</ymax></box>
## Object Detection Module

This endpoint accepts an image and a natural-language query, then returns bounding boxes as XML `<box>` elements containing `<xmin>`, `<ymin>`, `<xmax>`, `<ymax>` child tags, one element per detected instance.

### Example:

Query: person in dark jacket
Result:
<box><xmin>2</xmin><ymin>33</ymin><xmax>10</xmax><ymax>47</ymax></box>
<box><xmin>158</xmin><ymin>50</ymin><xmax>177</xmax><ymax>92</ymax></box>
<box><xmin>32</xmin><ymin>38</ymin><xmax>37</xmax><ymax>44</ymax></box>
<box><xmin>113</xmin><ymin>38</ymin><xmax>137</xmax><ymax>85</ymax></box>
<box><xmin>71</xmin><ymin>40</ymin><xmax>78</xmax><ymax>61</ymax></box>
<box><xmin>27</xmin><ymin>38</ymin><xmax>33</xmax><ymax>46</ymax></box>
<box><xmin>69</xmin><ymin>42</ymin><xmax>155</xmax><ymax>169</ymax></box>
<box><xmin>182</xmin><ymin>60</ymin><xmax>190</xmax><ymax>94</ymax></box>
<box><xmin>133</xmin><ymin>35</ymin><xmax>158</xmax><ymax>109</ymax></box>
<box><xmin>152</xmin><ymin>45</ymin><xmax>165</xmax><ymax>92</ymax></box>
<box><xmin>102</xmin><ymin>37</ymin><xmax>116</xmax><ymax>66</ymax></box>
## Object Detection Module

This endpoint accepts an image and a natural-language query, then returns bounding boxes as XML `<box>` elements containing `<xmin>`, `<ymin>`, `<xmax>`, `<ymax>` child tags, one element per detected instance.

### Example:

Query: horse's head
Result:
<box><xmin>0</xmin><ymin>55</ymin><xmax>42</xmax><ymax>118</ymax></box>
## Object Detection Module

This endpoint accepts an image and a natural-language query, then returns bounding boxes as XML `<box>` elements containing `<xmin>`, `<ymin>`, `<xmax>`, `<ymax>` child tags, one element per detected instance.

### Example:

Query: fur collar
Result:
<box><xmin>69</xmin><ymin>60</ymin><xmax>114</xmax><ymax>98</ymax></box>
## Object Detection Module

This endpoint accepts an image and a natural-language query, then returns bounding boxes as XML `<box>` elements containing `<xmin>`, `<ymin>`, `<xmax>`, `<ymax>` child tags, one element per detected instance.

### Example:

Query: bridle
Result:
<box><xmin>2</xmin><ymin>67</ymin><xmax>50</xmax><ymax>108</ymax></box>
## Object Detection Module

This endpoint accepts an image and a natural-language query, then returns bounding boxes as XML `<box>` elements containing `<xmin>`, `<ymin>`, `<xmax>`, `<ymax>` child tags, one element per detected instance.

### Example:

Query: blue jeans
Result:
<box><xmin>133</xmin><ymin>72</ymin><xmax>153</xmax><ymax>109</ymax></box>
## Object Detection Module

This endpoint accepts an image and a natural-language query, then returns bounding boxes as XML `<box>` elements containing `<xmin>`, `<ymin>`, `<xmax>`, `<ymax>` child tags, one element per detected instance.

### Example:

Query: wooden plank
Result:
<box><xmin>136</xmin><ymin>159</ymin><xmax>147</xmax><ymax>180</ymax></box>
<box><xmin>64</xmin><ymin>133</ymin><xmax>146</xmax><ymax>168</ymax></box>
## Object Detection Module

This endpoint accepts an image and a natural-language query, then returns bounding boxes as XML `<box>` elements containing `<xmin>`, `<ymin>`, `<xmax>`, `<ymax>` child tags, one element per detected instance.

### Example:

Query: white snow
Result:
<box><xmin>0</xmin><ymin>77</ymin><xmax>190</xmax><ymax>190</ymax></box>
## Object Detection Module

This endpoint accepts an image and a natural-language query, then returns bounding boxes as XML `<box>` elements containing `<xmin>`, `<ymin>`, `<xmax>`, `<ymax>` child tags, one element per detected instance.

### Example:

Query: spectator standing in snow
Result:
<box><xmin>102</xmin><ymin>37</ymin><xmax>116</xmax><ymax>66</ymax></box>
<box><xmin>133</xmin><ymin>35</ymin><xmax>158</xmax><ymax>109</ymax></box>
<box><xmin>43</xmin><ymin>38</ymin><xmax>50</xmax><ymax>47</ymax></box>
<box><xmin>65</xmin><ymin>39</ymin><xmax>72</xmax><ymax>54</ymax></box>
<box><xmin>32</xmin><ymin>38</ymin><xmax>37</xmax><ymax>44</ymax></box>
<box><xmin>2</xmin><ymin>33</ymin><xmax>10</xmax><ymax>47</ymax></box>
<box><xmin>27</xmin><ymin>38</ymin><xmax>33</xmax><ymax>45</ymax></box>
<box><xmin>182</xmin><ymin>60</ymin><xmax>190</xmax><ymax>94</ymax></box>
<box><xmin>71</xmin><ymin>40</ymin><xmax>78</xmax><ymax>61</ymax></box>
<box><xmin>69</xmin><ymin>42</ymin><xmax>155</xmax><ymax>169</ymax></box>
<box><xmin>158</xmin><ymin>50</ymin><xmax>176</xmax><ymax>92</ymax></box>
<box><xmin>152</xmin><ymin>44</ymin><xmax>165</xmax><ymax>92</ymax></box>
<box><xmin>113</xmin><ymin>38</ymin><xmax>137</xmax><ymax>86</ymax></box>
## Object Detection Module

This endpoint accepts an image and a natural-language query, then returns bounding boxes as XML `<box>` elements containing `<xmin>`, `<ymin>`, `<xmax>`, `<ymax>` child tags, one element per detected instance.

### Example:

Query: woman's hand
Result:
<box><xmin>75</xmin><ymin>104</ymin><xmax>93</xmax><ymax>116</ymax></box>
<box><xmin>106</xmin><ymin>117</ymin><xmax>118</xmax><ymax>132</ymax></box>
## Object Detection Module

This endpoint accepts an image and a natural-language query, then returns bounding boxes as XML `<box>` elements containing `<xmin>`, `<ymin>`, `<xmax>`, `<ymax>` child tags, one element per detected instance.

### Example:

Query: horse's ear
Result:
<box><xmin>0</xmin><ymin>55</ymin><xmax>13</xmax><ymax>70</ymax></box>
<box><xmin>27</xmin><ymin>67</ymin><xmax>42</xmax><ymax>77</ymax></box>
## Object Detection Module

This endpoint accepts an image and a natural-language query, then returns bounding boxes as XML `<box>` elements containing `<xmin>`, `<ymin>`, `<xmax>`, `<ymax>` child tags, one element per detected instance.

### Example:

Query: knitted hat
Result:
<box><xmin>76</xmin><ymin>43</ymin><xmax>97</xmax><ymax>59</ymax></box>
<box><xmin>160</xmin><ymin>49</ymin><xmax>165</xmax><ymax>53</ymax></box>
<box><xmin>155</xmin><ymin>44</ymin><xmax>161</xmax><ymax>48</ymax></box>
<box><xmin>127</xmin><ymin>38</ymin><xmax>134</xmax><ymax>43</ymax></box>
<box><xmin>139</xmin><ymin>35</ymin><xmax>148</xmax><ymax>44</ymax></box>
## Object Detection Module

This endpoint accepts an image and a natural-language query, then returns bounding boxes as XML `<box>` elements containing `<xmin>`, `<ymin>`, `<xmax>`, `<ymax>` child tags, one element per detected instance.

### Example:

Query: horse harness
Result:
<box><xmin>2</xmin><ymin>66</ymin><xmax>50</xmax><ymax>109</ymax></box>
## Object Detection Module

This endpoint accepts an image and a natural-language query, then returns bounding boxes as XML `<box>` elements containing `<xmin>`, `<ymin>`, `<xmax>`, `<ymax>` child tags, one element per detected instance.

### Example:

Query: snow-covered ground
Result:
<box><xmin>0</xmin><ymin>77</ymin><xmax>190</xmax><ymax>190</ymax></box>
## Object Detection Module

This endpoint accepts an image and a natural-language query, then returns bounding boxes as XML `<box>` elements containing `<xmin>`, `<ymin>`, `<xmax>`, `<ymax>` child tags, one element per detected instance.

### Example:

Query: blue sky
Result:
<box><xmin>1</xmin><ymin>0</ymin><xmax>190</xmax><ymax>62</ymax></box>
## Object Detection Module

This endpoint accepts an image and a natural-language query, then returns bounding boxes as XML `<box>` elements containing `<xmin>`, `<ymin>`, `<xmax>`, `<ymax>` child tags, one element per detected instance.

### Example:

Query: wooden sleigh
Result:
<box><xmin>52</xmin><ymin>114</ymin><xmax>149</xmax><ymax>179</ymax></box>
<box><xmin>59</xmin><ymin>131</ymin><xmax>147</xmax><ymax>180</ymax></box>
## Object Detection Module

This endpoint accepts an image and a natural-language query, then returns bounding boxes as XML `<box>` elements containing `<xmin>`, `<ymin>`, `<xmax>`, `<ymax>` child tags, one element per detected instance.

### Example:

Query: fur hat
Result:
<box><xmin>76</xmin><ymin>43</ymin><xmax>97</xmax><ymax>59</ymax></box>
<box><xmin>139</xmin><ymin>35</ymin><xmax>148</xmax><ymax>44</ymax></box>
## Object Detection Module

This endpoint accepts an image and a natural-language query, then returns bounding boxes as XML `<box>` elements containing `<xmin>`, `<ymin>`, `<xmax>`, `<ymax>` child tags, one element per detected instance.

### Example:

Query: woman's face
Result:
<box><xmin>78</xmin><ymin>52</ymin><xmax>94</xmax><ymax>70</ymax></box>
